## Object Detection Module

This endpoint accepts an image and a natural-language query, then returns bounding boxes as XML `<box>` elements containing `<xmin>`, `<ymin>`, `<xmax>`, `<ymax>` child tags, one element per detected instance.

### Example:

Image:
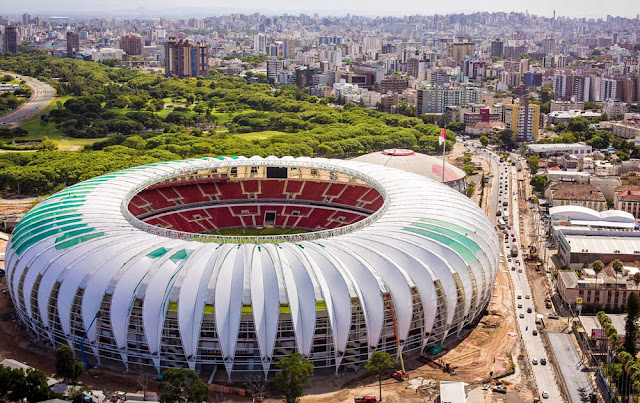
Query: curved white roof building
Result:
<box><xmin>351</xmin><ymin>149</ymin><xmax>467</xmax><ymax>193</ymax></box>
<box><xmin>5</xmin><ymin>156</ymin><xmax>498</xmax><ymax>377</ymax></box>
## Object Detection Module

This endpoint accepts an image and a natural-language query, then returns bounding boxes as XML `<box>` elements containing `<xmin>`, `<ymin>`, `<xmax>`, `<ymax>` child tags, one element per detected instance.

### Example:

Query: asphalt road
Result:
<box><xmin>0</xmin><ymin>71</ymin><xmax>55</xmax><ymax>127</ymax></box>
<box><xmin>547</xmin><ymin>332</ymin><xmax>593</xmax><ymax>403</ymax></box>
<box><xmin>483</xmin><ymin>148</ymin><xmax>564</xmax><ymax>401</ymax></box>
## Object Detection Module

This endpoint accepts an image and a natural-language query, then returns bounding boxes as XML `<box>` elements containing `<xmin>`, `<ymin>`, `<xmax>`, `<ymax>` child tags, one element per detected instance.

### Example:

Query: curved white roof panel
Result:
<box><xmin>550</xmin><ymin>205</ymin><xmax>637</xmax><ymax>224</ymax></box>
<box><xmin>5</xmin><ymin>156</ymin><xmax>498</xmax><ymax>377</ymax></box>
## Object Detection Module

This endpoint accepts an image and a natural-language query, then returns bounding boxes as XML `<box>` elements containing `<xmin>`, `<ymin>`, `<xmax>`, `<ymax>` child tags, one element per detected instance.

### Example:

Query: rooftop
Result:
<box><xmin>527</xmin><ymin>143</ymin><xmax>592</xmax><ymax>152</ymax></box>
<box><xmin>551</xmin><ymin>183</ymin><xmax>606</xmax><ymax>202</ymax></box>
<box><xmin>562</xmin><ymin>234</ymin><xmax>640</xmax><ymax>255</ymax></box>
<box><xmin>615</xmin><ymin>185</ymin><xmax>640</xmax><ymax>202</ymax></box>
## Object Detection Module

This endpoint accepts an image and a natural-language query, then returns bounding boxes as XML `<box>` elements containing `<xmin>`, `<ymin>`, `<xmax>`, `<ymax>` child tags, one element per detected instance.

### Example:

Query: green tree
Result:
<box><xmin>462</xmin><ymin>153</ymin><xmax>472</xmax><ymax>164</ymax></box>
<box><xmin>462</xmin><ymin>164</ymin><xmax>477</xmax><ymax>175</ymax></box>
<box><xmin>40</xmin><ymin>136</ymin><xmax>59</xmax><ymax>151</ymax></box>
<box><xmin>613</xmin><ymin>259</ymin><xmax>624</xmax><ymax>300</ymax></box>
<box><xmin>593</xmin><ymin>260</ymin><xmax>605</xmax><ymax>306</ymax></box>
<box><xmin>274</xmin><ymin>353</ymin><xmax>314</xmax><ymax>403</ymax></box>
<box><xmin>365</xmin><ymin>351</ymin><xmax>396</xmax><ymax>401</ymax></box>
<box><xmin>479</xmin><ymin>135</ymin><xmax>489</xmax><ymax>147</ymax></box>
<box><xmin>624</xmin><ymin>293</ymin><xmax>640</xmax><ymax>356</ymax></box>
<box><xmin>530</xmin><ymin>175</ymin><xmax>548</xmax><ymax>194</ymax></box>
<box><xmin>159</xmin><ymin>368</ymin><xmax>210</xmax><ymax>403</ymax></box>
<box><xmin>539</xmin><ymin>84</ymin><xmax>555</xmax><ymax>103</ymax></box>
<box><xmin>526</xmin><ymin>155</ymin><xmax>540</xmax><ymax>172</ymax></box>
<box><xmin>583</xmin><ymin>259</ymin><xmax>590</xmax><ymax>270</ymax></box>
<box><xmin>0</xmin><ymin>366</ymin><xmax>55</xmax><ymax>402</ymax></box>
<box><xmin>55</xmin><ymin>345</ymin><xmax>85</xmax><ymax>383</ymax></box>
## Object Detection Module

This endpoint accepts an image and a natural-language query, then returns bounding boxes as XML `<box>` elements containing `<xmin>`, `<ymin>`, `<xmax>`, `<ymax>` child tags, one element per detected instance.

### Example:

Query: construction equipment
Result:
<box><xmin>383</xmin><ymin>293</ymin><xmax>409</xmax><ymax>381</ymax></box>
<box><xmin>354</xmin><ymin>396</ymin><xmax>377</xmax><ymax>403</ymax></box>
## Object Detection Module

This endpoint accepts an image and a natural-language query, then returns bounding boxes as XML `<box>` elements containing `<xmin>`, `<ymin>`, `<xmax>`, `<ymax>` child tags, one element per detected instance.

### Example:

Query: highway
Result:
<box><xmin>0</xmin><ymin>71</ymin><xmax>55</xmax><ymax>127</ymax></box>
<box><xmin>477</xmin><ymin>144</ymin><xmax>564</xmax><ymax>401</ymax></box>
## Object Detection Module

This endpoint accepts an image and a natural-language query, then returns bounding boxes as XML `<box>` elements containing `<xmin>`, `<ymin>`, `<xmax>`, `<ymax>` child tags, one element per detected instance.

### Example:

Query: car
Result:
<box><xmin>519</xmin><ymin>313</ymin><xmax>525</xmax><ymax>318</ymax></box>
<box><xmin>517</xmin><ymin>295</ymin><xmax>522</xmax><ymax>299</ymax></box>
<box><xmin>541</xmin><ymin>391</ymin><xmax>549</xmax><ymax>399</ymax></box>
<box><xmin>506</xmin><ymin>244</ymin><xmax>510</xmax><ymax>248</ymax></box>
<box><xmin>532</xmin><ymin>329</ymin><xmax>538</xmax><ymax>336</ymax></box>
<box><xmin>527</xmin><ymin>307</ymin><xmax>533</xmax><ymax>313</ymax></box>
<box><xmin>532</xmin><ymin>359</ymin><xmax>538</xmax><ymax>365</ymax></box>
<box><xmin>511</xmin><ymin>266</ymin><xmax>516</xmax><ymax>271</ymax></box>
<box><xmin>518</xmin><ymin>269</ymin><xmax>523</xmax><ymax>273</ymax></box>
<box><xmin>507</xmin><ymin>257</ymin><xmax>512</xmax><ymax>262</ymax></box>
<box><xmin>540</xmin><ymin>358</ymin><xmax>547</xmax><ymax>365</ymax></box>
<box><xmin>525</xmin><ymin>294</ymin><xmax>530</xmax><ymax>299</ymax></box>
<box><xmin>517</xmin><ymin>303</ymin><xmax>522</xmax><ymax>308</ymax></box>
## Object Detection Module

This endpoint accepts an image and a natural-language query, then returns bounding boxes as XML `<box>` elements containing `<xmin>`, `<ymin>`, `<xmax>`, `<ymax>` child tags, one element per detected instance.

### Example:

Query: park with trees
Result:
<box><xmin>0</xmin><ymin>51</ymin><xmax>456</xmax><ymax>196</ymax></box>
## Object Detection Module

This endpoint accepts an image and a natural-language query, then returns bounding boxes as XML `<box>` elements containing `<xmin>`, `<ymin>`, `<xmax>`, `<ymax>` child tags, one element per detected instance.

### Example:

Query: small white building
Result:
<box><xmin>90</xmin><ymin>47</ymin><xmax>124</xmax><ymax>62</ymax></box>
<box><xmin>594</xmin><ymin>160</ymin><xmax>618</xmax><ymax>176</ymax></box>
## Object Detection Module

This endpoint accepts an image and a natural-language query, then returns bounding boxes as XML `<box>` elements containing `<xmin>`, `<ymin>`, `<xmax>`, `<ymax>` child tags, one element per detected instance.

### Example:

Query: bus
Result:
<box><xmin>497</xmin><ymin>218</ymin><xmax>506</xmax><ymax>229</ymax></box>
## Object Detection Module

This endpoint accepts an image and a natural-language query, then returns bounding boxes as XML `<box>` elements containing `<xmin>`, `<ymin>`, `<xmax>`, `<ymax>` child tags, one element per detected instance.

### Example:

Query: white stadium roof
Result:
<box><xmin>5</xmin><ymin>156</ymin><xmax>498</xmax><ymax>377</ymax></box>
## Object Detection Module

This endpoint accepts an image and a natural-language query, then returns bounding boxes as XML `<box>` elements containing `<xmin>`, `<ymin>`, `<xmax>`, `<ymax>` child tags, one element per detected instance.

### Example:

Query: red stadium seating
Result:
<box><xmin>130</xmin><ymin>178</ymin><xmax>382</xmax><ymax>233</ymax></box>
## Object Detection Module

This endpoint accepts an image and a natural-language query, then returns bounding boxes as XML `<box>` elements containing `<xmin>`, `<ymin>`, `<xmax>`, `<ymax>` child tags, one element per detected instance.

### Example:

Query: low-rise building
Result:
<box><xmin>602</xmin><ymin>101</ymin><xmax>628</xmax><ymax>117</ymax></box>
<box><xmin>550</xmin><ymin>100</ymin><xmax>585</xmax><ymax>112</ymax></box>
<box><xmin>594</xmin><ymin>160</ymin><xmax>618</xmax><ymax>176</ymax></box>
<box><xmin>614</xmin><ymin>185</ymin><xmax>640</xmax><ymax>219</ymax></box>
<box><xmin>549</xmin><ymin>183</ymin><xmax>607</xmax><ymax>211</ymax></box>
<box><xmin>547</xmin><ymin>110</ymin><xmax>602</xmax><ymax>125</ymax></box>
<box><xmin>611</xmin><ymin>121</ymin><xmax>640</xmax><ymax>139</ymax></box>
<box><xmin>527</xmin><ymin>142</ymin><xmax>592</xmax><ymax>157</ymax></box>
<box><xmin>557</xmin><ymin>265</ymin><xmax>640</xmax><ymax>310</ymax></box>
<box><xmin>557</xmin><ymin>232</ymin><xmax>640</xmax><ymax>268</ymax></box>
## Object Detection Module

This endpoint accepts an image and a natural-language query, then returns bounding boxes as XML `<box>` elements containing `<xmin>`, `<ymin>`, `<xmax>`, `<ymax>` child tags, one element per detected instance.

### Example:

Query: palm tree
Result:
<box><xmin>634</xmin><ymin>272</ymin><xmax>640</xmax><ymax>290</ymax></box>
<box><xmin>593</xmin><ymin>260</ymin><xmax>604</xmax><ymax>308</ymax></box>
<box><xmin>613</xmin><ymin>259</ymin><xmax>624</xmax><ymax>309</ymax></box>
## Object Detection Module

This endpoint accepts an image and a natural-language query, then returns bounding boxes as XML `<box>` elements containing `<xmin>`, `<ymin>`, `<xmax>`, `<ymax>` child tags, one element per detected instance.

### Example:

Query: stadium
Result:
<box><xmin>5</xmin><ymin>156</ymin><xmax>499</xmax><ymax>378</ymax></box>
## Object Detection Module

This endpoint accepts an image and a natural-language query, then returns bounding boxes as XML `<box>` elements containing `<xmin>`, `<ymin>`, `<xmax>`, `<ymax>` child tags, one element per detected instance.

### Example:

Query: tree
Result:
<box><xmin>613</xmin><ymin>259</ymin><xmax>624</xmax><ymax>302</ymax></box>
<box><xmin>593</xmin><ymin>260</ymin><xmax>605</xmax><ymax>306</ymax></box>
<box><xmin>55</xmin><ymin>345</ymin><xmax>85</xmax><ymax>383</ymax></box>
<box><xmin>539</xmin><ymin>84</ymin><xmax>555</xmax><ymax>103</ymax></box>
<box><xmin>0</xmin><ymin>366</ymin><xmax>54</xmax><ymax>402</ymax></box>
<box><xmin>624</xmin><ymin>293</ymin><xmax>640</xmax><ymax>356</ymax></box>
<box><xmin>40</xmin><ymin>136</ymin><xmax>59</xmax><ymax>151</ymax></box>
<box><xmin>365</xmin><ymin>351</ymin><xmax>396</xmax><ymax>401</ymax></box>
<box><xmin>479</xmin><ymin>135</ymin><xmax>489</xmax><ymax>147</ymax></box>
<box><xmin>530</xmin><ymin>175</ymin><xmax>548</xmax><ymax>194</ymax></box>
<box><xmin>634</xmin><ymin>272</ymin><xmax>640</xmax><ymax>289</ymax></box>
<box><xmin>462</xmin><ymin>164</ymin><xmax>477</xmax><ymax>176</ymax></box>
<box><xmin>274</xmin><ymin>353</ymin><xmax>314</xmax><ymax>403</ymax></box>
<box><xmin>526</xmin><ymin>155</ymin><xmax>540</xmax><ymax>173</ymax></box>
<box><xmin>583</xmin><ymin>259</ymin><xmax>590</xmax><ymax>270</ymax></box>
<box><xmin>159</xmin><ymin>368</ymin><xmax>210</xmax><ymax>403</ymax></box>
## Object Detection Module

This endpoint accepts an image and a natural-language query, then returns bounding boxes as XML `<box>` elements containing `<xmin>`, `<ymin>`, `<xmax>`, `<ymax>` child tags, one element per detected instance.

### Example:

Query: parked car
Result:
<box><xmin>541</xmin><ymin>358</ymin><xmax>547</xmax><ymax>365</ymax></box>
<box><xmin>532</xmin><ymin>359</ymin><xmax>538</xmax><ymax>365</ymax></box>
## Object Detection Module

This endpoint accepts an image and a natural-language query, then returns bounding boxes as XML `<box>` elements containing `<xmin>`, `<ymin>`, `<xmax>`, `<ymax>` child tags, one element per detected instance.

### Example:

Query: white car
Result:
<box><xmin>519</xmin><ymin>313</ymin><xmax>525</xmax><ymax>318</ymax></box>
<box><xmin>525</xmin><ymin>294</ymin><xmax>531</xmax><ymax>299</ymax></box>
<box><xmin>542</xmin><ymin>391</ymin><xmax>549</xmax><ymax>399</ymax></box>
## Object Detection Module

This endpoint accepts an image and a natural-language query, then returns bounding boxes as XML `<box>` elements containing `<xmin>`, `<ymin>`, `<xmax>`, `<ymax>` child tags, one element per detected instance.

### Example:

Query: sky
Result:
<box><xmin>5</xmin><ymin>0</ymin><xmax>640</xmax><ymax>19</ymax></box>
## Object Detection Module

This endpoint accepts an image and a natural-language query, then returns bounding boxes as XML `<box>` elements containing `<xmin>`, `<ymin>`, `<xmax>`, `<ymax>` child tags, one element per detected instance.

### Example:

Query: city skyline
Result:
<box><xmin>3</xmin><ymin>0</ymin><xmax>640</xmax><ymax>19</ymax></box>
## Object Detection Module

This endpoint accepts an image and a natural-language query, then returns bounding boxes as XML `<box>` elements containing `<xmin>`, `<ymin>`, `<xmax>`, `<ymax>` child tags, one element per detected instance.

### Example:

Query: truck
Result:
<box><xmin>511</xmin><ymin>245</ymin><xmax>519</xmax><ymax>257</ymax></box>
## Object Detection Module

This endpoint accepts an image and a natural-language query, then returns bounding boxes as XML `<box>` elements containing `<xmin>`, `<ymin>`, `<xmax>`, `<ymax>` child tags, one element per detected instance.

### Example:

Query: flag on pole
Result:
<box><xmin>439</xmin><ymin>126</ymin><xmax>447</xmax><ymax>145</ymax></box>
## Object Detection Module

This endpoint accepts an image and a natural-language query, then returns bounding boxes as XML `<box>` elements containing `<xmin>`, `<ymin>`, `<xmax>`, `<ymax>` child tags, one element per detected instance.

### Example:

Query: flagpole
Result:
<box><xmin>442</xmin><ymin>126</ymin><xmax>446</xmax><ymax>183</ymax></box>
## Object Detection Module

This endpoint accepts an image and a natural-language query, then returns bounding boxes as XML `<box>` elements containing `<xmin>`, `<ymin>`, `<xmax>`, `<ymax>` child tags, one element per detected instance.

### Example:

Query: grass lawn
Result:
<box><xmin>203</xmin><ymin>227</ymin><xmax>310</xmax><ymax>236</ymax></box>
<box><xmin>232</xmin><ymin>130</ymin><xmax>285</xmax><ymax>141</ymax></box>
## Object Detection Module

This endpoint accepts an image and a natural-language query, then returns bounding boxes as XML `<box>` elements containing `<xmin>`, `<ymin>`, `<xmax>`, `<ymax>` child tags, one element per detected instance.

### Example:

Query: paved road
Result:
<box><xmin>481</xmin><ymin>148</ymin><xmax>564</xmax><ymax>401</ymax></box>
<box><xmin>547</xmin><ymin>332</ymin><xmax>593</xmax><ymax>403</ymax></box>
<box><xmin>0</xmin><ymin>71</ymin><xmax>55</xmax><ymax>127</ymax></box>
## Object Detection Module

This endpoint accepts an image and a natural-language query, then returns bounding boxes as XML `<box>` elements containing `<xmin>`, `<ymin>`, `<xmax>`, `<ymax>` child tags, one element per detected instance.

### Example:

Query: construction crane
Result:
<box><xmin>384</xmin><ymin>293</ymin><xmax>408</xmax><ymax>381</ymax></box>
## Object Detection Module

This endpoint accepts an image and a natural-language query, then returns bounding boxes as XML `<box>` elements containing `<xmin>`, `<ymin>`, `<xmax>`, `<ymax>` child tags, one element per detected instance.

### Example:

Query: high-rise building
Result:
<box><xmin>601</xmin><ymin>78</ymin><xmax>618</xmax><ymax>101</ymax></box>
<box><xmin>448</xmin><ymin>42</ymin><xmax>475</xmax><ymax>63</ymax></box>
<box><xmin>253</xmin><ymin>33</ymin><xmax>266</xmax><ymax>54</ymax></box>
<box><xmin>164</xmin><ymin>38</ymin><xmax>209</xmax><ymax>78</ymax></box>
<box><xmin>416</xmin><ymin>86</ymin><xmax>483</xmax><ymax>114</ymax></box>
<box><xmin>266</xmin><ymin>58</ymin><xmax>282</xmax><ymax>83</ymax></box>
<box><xmin>4</xmin><ymin>26</ymin><xmax>19</xmax><ymax>54</ymax></box>
<box><xmin>504</xmin><ymin>97</ymin><xmax>540</xmax><ymax>142</ymax></box>
<box><xmin>542</xmin><ymin>38</ymin><xmax>556</xmax><ymax>55</ymax></box>
<box><xmin>121</xmin><ymin>34</ymin><xmax>143</xmax><ymax>56</ymax></box>
<box><xmin>490</xmin><ymin>40</ymin><xmax>504</xmax><ymax>57</ymax></box>
<box><xmin>21</xmin><ymin>13</ymin><xmax>30</xmax><ymax>25</ymax></box>
<box><xmin>66</xmin><ymin>31</ymin><xmax>79</xmax><ymax>58</ymax></box>
<box><xmin>282</xmin><ymin>38</ymin><xmax>295</xmax><ymax>59</ymax></box>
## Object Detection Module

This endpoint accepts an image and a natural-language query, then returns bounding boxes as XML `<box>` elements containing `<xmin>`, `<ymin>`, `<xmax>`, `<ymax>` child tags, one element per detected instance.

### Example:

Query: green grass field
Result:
<box><xmin>203</xmin><ymin>227</ymin><xmax>310</xmax><ymax>236</ymax></box>
<box><xmin>232</xmin><ymin>130</ymin><xmax>285</xmax><ymax>141</ymax></box>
